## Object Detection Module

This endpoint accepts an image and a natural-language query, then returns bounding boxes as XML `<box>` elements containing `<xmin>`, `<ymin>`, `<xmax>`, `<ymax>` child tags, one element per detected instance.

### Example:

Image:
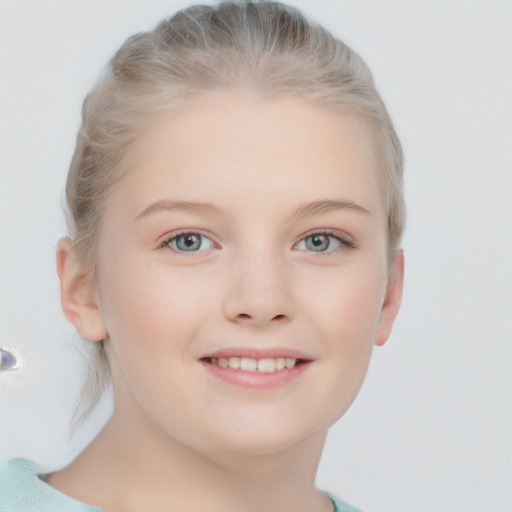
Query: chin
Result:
<box><xmin>195</xmin><ymin>414</ymin><xmax>330</xmax><ymax>462</ymax></box>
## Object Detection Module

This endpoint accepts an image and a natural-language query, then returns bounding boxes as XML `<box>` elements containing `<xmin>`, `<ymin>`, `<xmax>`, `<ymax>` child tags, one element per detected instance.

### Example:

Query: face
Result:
<box><xmin>65</xmin><ymin>92</ymin><xmax>403</xmax><ymax>459</ymax></box>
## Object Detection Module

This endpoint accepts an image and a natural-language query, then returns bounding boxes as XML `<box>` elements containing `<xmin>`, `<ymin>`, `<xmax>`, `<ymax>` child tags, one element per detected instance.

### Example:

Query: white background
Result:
<box><xmin>1</xmin><ymin>1</ymin><xmax>511</xmax><ymax>511</ymax></box>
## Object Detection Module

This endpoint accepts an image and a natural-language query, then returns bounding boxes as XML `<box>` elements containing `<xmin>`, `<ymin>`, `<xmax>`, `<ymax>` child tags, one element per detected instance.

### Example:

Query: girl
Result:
<box><xmin>1</xmin><ymin>1</ymin><xmax>404</xmax><ymax>511</ymax></box>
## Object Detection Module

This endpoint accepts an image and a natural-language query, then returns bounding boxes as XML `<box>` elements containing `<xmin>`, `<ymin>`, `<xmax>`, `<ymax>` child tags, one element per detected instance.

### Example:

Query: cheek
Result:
<box><xmin>95</xmin><ymin>258</ymin><xmax>218</xmax><ymax>413</ymax></box>
<box><xmin>305</xmin><ymin>258</ymin><xmax>387</xmax><ymax>394</ymax></box>
<box><xmin>310</xmin><ymin>262</ymin><xmax>386</xmax><ymax>341</ymax></box>
<box><xmin>96</xmin><ymin>254</ymin><xmax>215</xmax><ymax>356</ymax></box>
<box><xmin>310</xmin><ymin>273</ymin><xmax>384</xmax><ymax>422</ymax></box>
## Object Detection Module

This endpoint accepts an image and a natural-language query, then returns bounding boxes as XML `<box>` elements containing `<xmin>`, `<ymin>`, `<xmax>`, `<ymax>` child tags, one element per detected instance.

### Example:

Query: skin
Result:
<box><xmin>54</xmin><ymin>92</ymin><xmax>404</xmax><ymax>512</ymax></box>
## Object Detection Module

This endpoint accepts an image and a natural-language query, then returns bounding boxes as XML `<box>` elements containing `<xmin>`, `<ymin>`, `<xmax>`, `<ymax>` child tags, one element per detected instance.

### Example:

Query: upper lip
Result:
<box><xmin>200</xmin><ymin>347</ymin><xmax>314</xmax><ymax>361</ymax></box>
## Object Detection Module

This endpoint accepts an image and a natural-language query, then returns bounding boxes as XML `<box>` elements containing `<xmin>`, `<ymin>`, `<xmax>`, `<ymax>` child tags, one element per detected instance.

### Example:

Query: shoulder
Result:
<box><xmin>1</xmin><ymin>462</ymin><xmax>359</xmax><ymax>512</ymax></box>
<box><xmin>326</xmin><ymin>491</ymin><xmax>364</xmax><ymax>512</ymax></box>
<box><xmin>0</xmin><ymin>458</ymin><xmax>100</xmax><ymax>512</ymax></box>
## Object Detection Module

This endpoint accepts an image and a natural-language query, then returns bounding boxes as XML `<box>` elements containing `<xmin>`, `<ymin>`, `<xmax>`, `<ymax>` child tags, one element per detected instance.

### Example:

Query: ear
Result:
<box><xmin>56</xmin><ymin>237</ymin><xmax>107</xmax><ymax>342</ymax></box>
<box><xmin>374</xmin><ymin>250</ymin><xmax>404</xmax><ymax>347</ymax></box>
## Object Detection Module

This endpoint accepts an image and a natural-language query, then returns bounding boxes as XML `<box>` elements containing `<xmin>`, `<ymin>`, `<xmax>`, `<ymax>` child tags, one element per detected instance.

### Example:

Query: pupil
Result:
<box><xmin>178</xmin><ymin>234</ymin><xmax>200</xmax><ymax>250</ymax></box>
<box><xmin>307</xmin><ymin>234</ymin><xmax>329</xmax><ymax>252</ymax></box>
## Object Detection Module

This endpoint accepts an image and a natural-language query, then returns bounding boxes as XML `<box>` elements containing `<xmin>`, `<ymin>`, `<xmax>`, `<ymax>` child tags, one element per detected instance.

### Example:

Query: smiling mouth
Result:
<box><xmin>200</xmin><ymin>356</ymin><xmax>308</xmax><ymax>373</ymax></box>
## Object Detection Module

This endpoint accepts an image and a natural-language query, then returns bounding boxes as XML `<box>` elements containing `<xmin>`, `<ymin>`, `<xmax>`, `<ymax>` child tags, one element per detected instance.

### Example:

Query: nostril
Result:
<box><xmin>236</xmin><ymin>313</ymin><xmax>287</xmax><ymax>322</ymax></box>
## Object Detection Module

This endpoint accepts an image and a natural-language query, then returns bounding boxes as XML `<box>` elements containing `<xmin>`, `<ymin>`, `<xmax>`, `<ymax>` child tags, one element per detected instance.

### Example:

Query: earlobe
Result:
<box><xmin>374</xmin><ymin>250</ymin><xmax>404</xmax><ymax>347</ymax></box>
<box><xmin>56</xmin><ymin>237</ymin><xmax>107</xmax><ymax>342</ymax></box>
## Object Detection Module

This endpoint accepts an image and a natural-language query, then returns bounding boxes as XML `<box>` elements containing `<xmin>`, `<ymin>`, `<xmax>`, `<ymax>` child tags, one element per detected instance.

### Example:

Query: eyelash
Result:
<box><xmin>294</xmin><ymin>230</ymin><xmax>356</xmax><ymax>255</ymax></box>
<box><xmin>158</xmin><ymin>229</ymin><xmax>356</xmax><ymax>255</ymax></box>
<box><xmin>158</xmin><ymin>231</ymin><xmax>218</xmax><ymax>253</ymax></box>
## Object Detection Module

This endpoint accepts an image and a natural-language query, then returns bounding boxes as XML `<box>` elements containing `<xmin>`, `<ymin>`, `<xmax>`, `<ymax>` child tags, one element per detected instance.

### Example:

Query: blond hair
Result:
<box><xmin>66</xmin><ymin>0</ymin><xmax>405</xmax><ymax>425</ymax></box>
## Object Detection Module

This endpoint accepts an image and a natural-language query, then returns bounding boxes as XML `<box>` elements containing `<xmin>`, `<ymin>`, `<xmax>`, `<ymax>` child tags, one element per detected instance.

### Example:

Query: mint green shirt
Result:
<box><xmin>1</xmin><ymin>458</ymin><xmax>362</xmax><ymax>512</ymax></box>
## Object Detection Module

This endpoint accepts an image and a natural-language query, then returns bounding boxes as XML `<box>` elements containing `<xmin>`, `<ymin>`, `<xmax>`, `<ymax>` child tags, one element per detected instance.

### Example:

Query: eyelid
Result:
<box><xmin>157</xmin><ymin>229</ymin><xmax>220</xmax><ymax>252</ymax></box>
<box><xmin>156</xmin><ymin>228</ymin><xmax>355</xmax><ymax>254</ymax></box>
<box><xmin>294</xmin><ymin>229</ymin><xmax>356</xmax><ymax>253</ymax></box>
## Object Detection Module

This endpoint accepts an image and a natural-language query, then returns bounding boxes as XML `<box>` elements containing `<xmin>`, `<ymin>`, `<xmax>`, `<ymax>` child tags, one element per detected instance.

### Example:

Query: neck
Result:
<box><xmin>49</xmin><ymin>406</ymin><xmax>333</xmax><ymax>512</ymax></box>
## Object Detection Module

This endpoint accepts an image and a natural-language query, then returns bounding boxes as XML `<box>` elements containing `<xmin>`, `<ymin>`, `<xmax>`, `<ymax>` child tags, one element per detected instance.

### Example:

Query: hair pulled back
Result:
<box><xmin>66</xmin><ymin>0</ymin><xmax>405</xmax><ymax>423</ymax></box>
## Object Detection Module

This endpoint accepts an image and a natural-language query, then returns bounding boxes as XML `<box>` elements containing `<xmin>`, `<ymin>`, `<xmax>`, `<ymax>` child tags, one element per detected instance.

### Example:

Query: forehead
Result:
<box><xmin>113</xmin><ymin>91</ymin><xmax>384</xmax><ymax>221</ymax></box>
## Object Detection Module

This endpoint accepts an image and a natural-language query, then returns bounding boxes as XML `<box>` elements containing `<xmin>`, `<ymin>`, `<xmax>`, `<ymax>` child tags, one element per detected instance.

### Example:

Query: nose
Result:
<box><xmin>222</xmin><ymin>251</ymin><xmax>295</xmax><ymax>327</ymax></box>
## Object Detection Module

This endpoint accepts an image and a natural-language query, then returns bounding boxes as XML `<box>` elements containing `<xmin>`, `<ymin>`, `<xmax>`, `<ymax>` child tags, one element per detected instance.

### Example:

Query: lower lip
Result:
<box><xmin>201</xmin><ymin>360</ymin><xmax>312</xmax><ymax>389</ymax></box>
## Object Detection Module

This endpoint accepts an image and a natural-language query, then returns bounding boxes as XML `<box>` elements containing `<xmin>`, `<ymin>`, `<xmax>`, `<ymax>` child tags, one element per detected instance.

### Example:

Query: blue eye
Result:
<box><xmin>305</xmin><ymin>234</ymin><xmax>331</xmax><ymax>252</ymax></box>
<box><xmin>295</xmin><ymin>233</ymin><xmax>349</xmax><ymax>253</ymax></box>
<box><xmin>166</xmin><ymin>233</ymin><xmax>215</xmax><ymax>252</ymax></box>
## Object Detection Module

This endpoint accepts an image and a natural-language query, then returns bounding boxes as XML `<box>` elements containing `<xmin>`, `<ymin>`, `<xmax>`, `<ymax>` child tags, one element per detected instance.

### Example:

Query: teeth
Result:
<box><xmin>285</xmin><ymin>357</ymin><xmax>296</xmax><ymax>369</ymax></box>
<box><xmin>257</xmin><ymin>358</ymin><xmax>276</xmax><ymax>373</ymax></box>
<box><xmin>240</xmin><ymin>357</ymin><xmax>258</xmax><ymax>372</ymax></box>
<box><xmin>275</xmin><ymin>358</ymin><xmax>285</xmax><ymax>370</ymax></box>
<box><xmin>228</xmin><ymin>357</ymin><xmax>240</xmax><ymax>369</ymax></box>
<box><xmin>210</xmin><ymin>356</ymin><xmax>300</xmax><ymax>372</ymax></box>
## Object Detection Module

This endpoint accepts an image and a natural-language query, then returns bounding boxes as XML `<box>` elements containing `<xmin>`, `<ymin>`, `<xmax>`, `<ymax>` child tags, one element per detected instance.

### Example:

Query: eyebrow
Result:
<box><xmin>136</xmin><ymin>198</ymin><xmax>370</xmax><ymax>222</ymax></box>
<box><xmin>290</xmin><ymin>199</ymin><xmax>371</xmax><ymax>221</ymax></box>
<box><xmin>136</xmin><ymin>199</ymin><xmax>227</xmax><ymax>221</ymax></box>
